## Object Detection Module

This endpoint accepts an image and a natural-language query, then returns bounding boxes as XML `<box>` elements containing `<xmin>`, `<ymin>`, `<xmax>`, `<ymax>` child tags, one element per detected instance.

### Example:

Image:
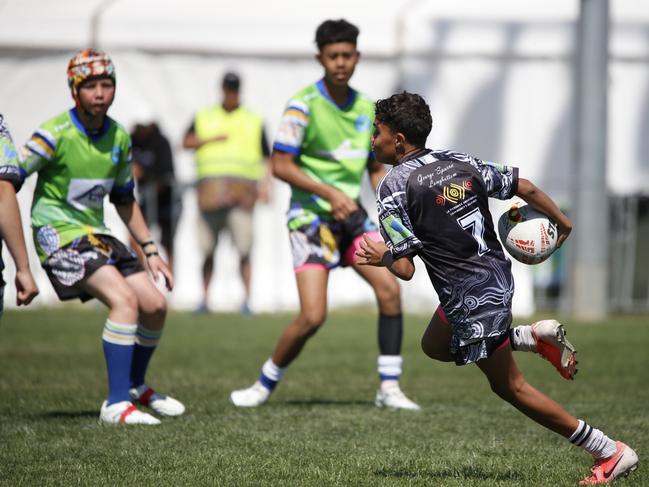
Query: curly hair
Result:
<box><xmin>374</xmin><ymin>92</ymin><xmax>432</xmax><ymax>147</ymax></box>
<box><xmin>315</xmin><ymin>19</ymin><xmax>359</xmax><ymax>50</ymax></box>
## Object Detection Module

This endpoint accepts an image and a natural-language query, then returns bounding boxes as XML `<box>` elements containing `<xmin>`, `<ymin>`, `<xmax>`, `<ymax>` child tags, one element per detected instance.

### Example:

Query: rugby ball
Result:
<box><xmin>497</xmin><ymin>203</ymin><xmax>558</xmax><ymax>265</ymax></box>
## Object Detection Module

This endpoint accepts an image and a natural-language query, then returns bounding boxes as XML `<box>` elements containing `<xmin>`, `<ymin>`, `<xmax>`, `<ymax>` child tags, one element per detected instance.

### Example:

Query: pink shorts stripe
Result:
<box><xmin>496</xmin><ymin>337</ymin><xmax>511</xmax><ymax>351</ymax></box>
<box><xmin>436</xmin><ymin>305</ymin><xmax>449</xmax><ymax>326</ymax></box>
<box><xmin>294</xmin><ymin>263</ymin><xmax>328</xmax><ymax>274</ymax></box>
<box><xmin>343</xmin><ymin>230</ymin><xmax>381</xmax><ymax>266</ymax></box>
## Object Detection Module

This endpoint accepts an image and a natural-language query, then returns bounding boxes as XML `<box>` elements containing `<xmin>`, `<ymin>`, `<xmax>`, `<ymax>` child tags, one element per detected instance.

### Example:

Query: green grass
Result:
<box><xmin>0</xmin><ymin>308</ymin><xmax>647</xmax><ymax>486</ymax></box>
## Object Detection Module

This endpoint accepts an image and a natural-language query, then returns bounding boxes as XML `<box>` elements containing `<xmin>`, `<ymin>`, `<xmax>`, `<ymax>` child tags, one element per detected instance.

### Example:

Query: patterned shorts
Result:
<box><xmin>288</xmin><ymin>206</ymin><xmax>380</xmax><ymax>272</ymax></box>
<box><xmin>42</xmin><ymin>234</ymin><xmax>144</xmax><ymax>302</ymax></box>
<box><xmin>437</xmin><ymin>306</ymin><xmax>511</xmax><ymax>366</ymax></box>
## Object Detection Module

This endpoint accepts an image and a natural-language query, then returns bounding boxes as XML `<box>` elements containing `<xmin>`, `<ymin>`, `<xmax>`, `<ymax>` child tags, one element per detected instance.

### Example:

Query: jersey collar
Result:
<box><xmin>69</xmin><ymin>108</ymin><xmax>111</xmax><ymax>140</ymax></box>
<box><xmin>316</xmin><ymin>79</ymin><xmax>356</xmax><ymax>110</ymax></box>
<box><xmin>397</xmin><ymin>148</ymin><xmax>431</xmax><ymax>165</ymax></box>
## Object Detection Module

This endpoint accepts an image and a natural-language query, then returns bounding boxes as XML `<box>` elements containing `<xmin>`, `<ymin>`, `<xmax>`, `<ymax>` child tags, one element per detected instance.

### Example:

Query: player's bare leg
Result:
<box><xmin>354</xmin><ymin>263</ymin><xmax>420</xmax><ymax>410</ymax></box>
<box><xmin>79</xmin><ymin>267</ymin><xmax>159</xmax><ymax>425</ymax></box>
<box><xmin>476</xmin><ymin>344</ymin><xmax>637</xmax><ymax>483</ymax></box>
<box><xmin>230</xmin><ymin>268</ymin><xmax>328</xmax><ymax>407</ymax></box>
<box><xmin>421</xmin><ymin>308</ymin><xmax>455</xmax><ymax>363</ymax></box>
<box><xmin>271</xmin><ymin>268</ymin><xmax>329</xmax><ymax>366</ymax></box>
<box><xmin>125</xmin><ymin>272</ymin><xmax>184</xmax><ymax>417</ymax></box>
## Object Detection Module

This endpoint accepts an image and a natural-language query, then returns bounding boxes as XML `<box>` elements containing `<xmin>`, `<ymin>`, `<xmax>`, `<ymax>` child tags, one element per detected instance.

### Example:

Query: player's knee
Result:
<box><xmin>112</xmin><ymin>289</ymin><xmax>139</xmax><ymax>317</ymax></box>
<box><xmin>375</xmin><ymin>279</ymin><xmax>401</xmax><ymax>309</ymax></box>
<box><xmin>298</xmin><ymin>309</ymin><xmax>326</xmax><ymax>335</ymax></box>
<box><xmin>142</xmin><ymin>292</ymin><xmax>167</xmax><ymax>320</ymax></box>
<box><xmin>421</xmin><ymin>338</ymin><xmax>444</xmax><ymax>361</ymax></box>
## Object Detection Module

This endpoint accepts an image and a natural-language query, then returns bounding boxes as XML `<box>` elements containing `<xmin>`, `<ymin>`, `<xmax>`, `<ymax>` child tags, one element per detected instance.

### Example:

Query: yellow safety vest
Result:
<box><xmin>194</xmin><ymin>105</ymin><xmax>264</xmax><ymax>180</ymax></box>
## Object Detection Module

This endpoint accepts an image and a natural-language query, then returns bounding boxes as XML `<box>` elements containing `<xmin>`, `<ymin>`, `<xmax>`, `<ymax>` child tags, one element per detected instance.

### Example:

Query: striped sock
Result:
<box><xmin>102</xmin><ymin>319</ymin><xmax>137</xmax><ymax>405</ymax></box>
<box><xmin>569</xmin><ymin>420</ymin><xmax>618</xmax><ymax>459</ymax></box>
<box><xmin>258</xmin><ymin>358</ymin><xmax>285</xmax><ymax>391</ymax></box>
<box><xmin>378</xmin><ymin>355</ymin><xmax>402</xmax><ymax>382</ymax></box>
<box><xmin>130</xmin><ymin>325</ymin><xmax>163</xmax><ymax>389</ymax></box>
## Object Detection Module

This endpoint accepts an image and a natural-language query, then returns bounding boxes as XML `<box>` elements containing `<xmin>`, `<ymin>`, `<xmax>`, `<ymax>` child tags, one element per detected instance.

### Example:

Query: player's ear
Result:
<box><xmin>394</xmin><ymin>132</ymin><xmax>407</xmax><ymax>153</ymax></box>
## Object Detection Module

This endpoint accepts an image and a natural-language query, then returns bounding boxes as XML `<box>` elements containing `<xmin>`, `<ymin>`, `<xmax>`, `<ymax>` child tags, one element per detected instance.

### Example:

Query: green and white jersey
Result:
<box><xmin>20</xmin><ymin>109</ymin><xmax>134</xmax><ymax>261</ymax></box>
<box><xmin>0</xmin><ymin>114</ymin><xmax>23</xmax><ymax>282</ymax></box>
<box><xmin>273</xmin><ymin>79</ymin><xmax>374</xmax><ymax>223</ymax></box>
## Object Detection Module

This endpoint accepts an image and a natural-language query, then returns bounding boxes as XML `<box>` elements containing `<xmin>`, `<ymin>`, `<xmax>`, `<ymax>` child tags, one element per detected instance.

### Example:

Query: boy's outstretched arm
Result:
<box><xmin>355</xmin><ymin>234</ymin><xmax>415</xmax><ymax>281</ymax></box>
<box><xmin>516</xmin><ymin>177</ymin><xmax>573</xmax><ymax>248</ymax></box>
<box><xmin>0</xmin><ymin>181</ymin><xmax>39</xmax><ymax>305</ymax></box>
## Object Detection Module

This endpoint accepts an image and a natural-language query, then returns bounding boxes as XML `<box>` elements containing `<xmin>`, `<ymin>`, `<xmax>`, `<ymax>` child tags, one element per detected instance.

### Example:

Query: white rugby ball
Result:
<box><xmin>497</xmin><ymin>203</ymin><xmax>558</xmax><ymax>265</ymax></box>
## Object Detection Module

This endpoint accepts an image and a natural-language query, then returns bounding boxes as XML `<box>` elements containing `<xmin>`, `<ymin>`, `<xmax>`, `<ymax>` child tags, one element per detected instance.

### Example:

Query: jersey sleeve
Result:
<box><xmin>109</xmin><ymin>139</ymin><xmax>136</xmax><ymax>205</ymax></box>
<box><xmin>376</xmin><ymin>175</ymin><xmax>422</xmax><ymax>259</ymax></box>
<box><xmin>272</xmin><ymin>98</ymin><xmax>309</xmax><ymax>155</ymax></box>
<box><xmin>0</xmin><ymin>116</ymin><xmax>24</xmax><ymax>192</ymax></box>
<box><xmin>433</xmin><ymin>149</ymin><xmax>518</xmax><ymax>200</ymax></box>
<box><xmin>20</xmin><ymin>126</ymin><xmax>56</xmax><ymax>178</ymax></box>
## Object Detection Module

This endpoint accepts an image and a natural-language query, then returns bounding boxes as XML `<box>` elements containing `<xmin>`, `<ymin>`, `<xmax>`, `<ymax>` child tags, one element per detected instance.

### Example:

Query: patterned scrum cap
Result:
<box><xmin>66</xmin><ymin>49</ymin><xmax>116</xmax><ymax>89</ymax></box>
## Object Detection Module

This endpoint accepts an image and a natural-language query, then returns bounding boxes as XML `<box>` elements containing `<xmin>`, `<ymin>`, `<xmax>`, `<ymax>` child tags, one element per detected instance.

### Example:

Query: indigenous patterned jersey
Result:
<box><xmin>376</xmin><ymin>148</ymin><xmax>519</xmax><ymax>363</ymax></box>
<box><xmin>273</xmin><ymin>79</ymin><xmax>374</xmax><ymax>224</ymax></box>
<box><xmin>20</xmin><ymin>109</ymin><xmax>134</xmax><ymax>261</ymax></box>
<box><xmin>0</xmin><ymin>114</ymin><xmax>23</xmax><ymax>282</ymax></box>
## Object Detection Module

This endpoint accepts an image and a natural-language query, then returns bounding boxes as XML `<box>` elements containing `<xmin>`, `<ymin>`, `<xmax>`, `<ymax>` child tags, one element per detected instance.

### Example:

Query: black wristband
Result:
<box><xmin>144</xmin><ymin>251</ymin><xmax>159</xmax><ymax>258</ymax></box>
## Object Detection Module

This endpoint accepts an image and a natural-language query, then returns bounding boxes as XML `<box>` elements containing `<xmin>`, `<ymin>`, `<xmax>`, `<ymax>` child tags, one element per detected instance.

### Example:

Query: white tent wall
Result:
<box><xmin>1</xmin><ymin>0</ymin><xmax>648</xmax><ymax>314</ymax></box>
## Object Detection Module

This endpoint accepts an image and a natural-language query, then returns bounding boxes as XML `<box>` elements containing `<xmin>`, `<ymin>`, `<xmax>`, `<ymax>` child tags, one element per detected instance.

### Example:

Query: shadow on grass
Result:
<box><xmin>284</xmin><ymin>399</ymin><xmax>374</xmax><ymax>407</ymax></box>
<box><xmin>40</xmin><ymin>411</ymin><xmax>98</xmax><ymax>419</ymax></box>
<box><xmin>374</xmin><ymin>466</ymin><xmax>524</xmax><ymax>482</ymax></box>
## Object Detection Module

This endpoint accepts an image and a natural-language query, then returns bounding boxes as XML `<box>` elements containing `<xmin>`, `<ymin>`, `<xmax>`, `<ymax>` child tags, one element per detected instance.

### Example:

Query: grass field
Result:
<box><xmin>0</xmin><ymin>308</ymin><xmax>647</xmax><ymax>486</ymax></box>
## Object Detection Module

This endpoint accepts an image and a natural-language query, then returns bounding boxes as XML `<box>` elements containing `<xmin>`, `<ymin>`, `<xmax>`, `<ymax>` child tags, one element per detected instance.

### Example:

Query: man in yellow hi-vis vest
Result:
<box><xmin>183</xmin><ymin>72</ymin><xmax>271</xmax><ymax>314</ymax></box>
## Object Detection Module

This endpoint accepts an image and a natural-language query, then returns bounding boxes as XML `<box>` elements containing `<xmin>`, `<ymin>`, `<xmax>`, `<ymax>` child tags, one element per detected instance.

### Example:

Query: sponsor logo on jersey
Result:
<box><xmin>379</xmin><ymin>211</ymin><xmax>414</xmax><ymax>246</ymax></box>
<box><xmin>436</xmin><ymin>180</ymin><xmax>472</xmax><ymax>205</ymax></box>
<box><xmin>67</xmin><ymin>178</ymin><xmax>114</xmax><ymax>211</ymax></box>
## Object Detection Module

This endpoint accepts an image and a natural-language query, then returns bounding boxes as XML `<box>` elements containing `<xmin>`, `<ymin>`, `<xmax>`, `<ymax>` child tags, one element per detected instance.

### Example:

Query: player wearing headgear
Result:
<box><xmin>356</xmin><ymin>91</ymin><xmax>638</xmax><ymax>484</ymax></box>
<box><xmin>230</xmin><ymin>19</ymin><xmax>420</xmax><ymax>410</ymax></box>
<box><xmin>19</xmin><ymin>49</ymin><xmax>185</xmax><ymax>425</ymax></box>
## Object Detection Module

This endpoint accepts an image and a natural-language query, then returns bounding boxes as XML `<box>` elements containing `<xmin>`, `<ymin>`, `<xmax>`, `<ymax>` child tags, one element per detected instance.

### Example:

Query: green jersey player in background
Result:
<box><xmin>19</xmin><ymin>50</ymin><xmax>184</xmax><ymax>425</ymax></box>
<box><xmin>231</xmin><ymin>19</ymin><xmax>420</xmax><ymax>410</ymax></box>
<box><xmin>0</xmin><ymin>114</ymin><xmax>39</xmax><ymax>318</ymax></box>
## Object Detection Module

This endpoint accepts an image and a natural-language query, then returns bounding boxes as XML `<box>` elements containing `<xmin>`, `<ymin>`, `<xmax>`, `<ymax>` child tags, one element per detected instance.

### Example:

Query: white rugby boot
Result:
<box><xmin>129</xmin><ymin>385</ymin><xmax>185</xmax><ymax>417</ymax></box>
<box><xmin>230</xmin><ymin>381</ymin><xmax>271</xmax><ymax>407</ymax></box>
<box><xmin>99</xmin><ymin>400</ymin><xmax>160</xmax><ymax>425</ymax></box>
<box><xmin>375</xmin><ymin>385</ymin><xmax>421</xmax><ymax>411</ymax></box>
<box><xmin>531</xmin><ymin>319</ymin><xmax>578</xmax><ymax>380</ymax></box>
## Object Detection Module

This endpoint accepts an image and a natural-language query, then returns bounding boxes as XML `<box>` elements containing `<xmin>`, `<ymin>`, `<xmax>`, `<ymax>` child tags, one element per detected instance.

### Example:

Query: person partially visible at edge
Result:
<box><xmin>356</xmin><ymin>91</ymin><xmax>638</xmax><ymax>485</ymax></box>
<box><xmin>230</xmin><ymin>19</ymin><xmax>420</xmax><ymax>410</ymax></box>
<box><xmin>183</xmin><ymin>71</ymin><xmax>271</xmax><ymax>315</ymax></box>
<box><xmin>0</xmin><ymin>114</ymin><xmax>39</xmax><ymax>318</ymax></box>
<box><xmin>19</xmin><ymin>49</ymin><xmax>185</xmax><ymax>425</ymax></box>
<box><xmin>130</xmin><ymin>121</ymin><xmax>181</xmax><ymax>272</ymax></box>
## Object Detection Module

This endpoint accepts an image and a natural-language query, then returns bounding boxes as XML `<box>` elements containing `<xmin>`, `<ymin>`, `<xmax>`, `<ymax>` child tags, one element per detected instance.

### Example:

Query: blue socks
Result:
<box><xmin>102</xmin><ymin>320</ymin><xmax>137</xmax><ymax>405</ymax></box>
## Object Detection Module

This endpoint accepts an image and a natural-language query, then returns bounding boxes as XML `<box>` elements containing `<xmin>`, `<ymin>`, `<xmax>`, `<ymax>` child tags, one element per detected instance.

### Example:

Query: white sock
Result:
<box><xmin>261</xmin><ymin>358</ymin><xmax>285</xmax><ymax>383</ymax></box>
<box><xmin>569</xmin><ymin>420</ymin><xmax>618</xmax><ymax>459</ymax></box>
<box><xmin>510</xmin><ymin>325</ymin><xmax>536</xmax><ymax>352</ymax></box>
<box><xmin>378</xmin><ymin>355</ymin><xmax>402</xmax><ymax>388</ymax></box>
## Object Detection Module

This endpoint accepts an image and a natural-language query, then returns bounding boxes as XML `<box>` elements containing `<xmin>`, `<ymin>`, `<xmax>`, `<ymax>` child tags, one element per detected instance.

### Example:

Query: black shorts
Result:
<box><xmin>42</xmin><ymin>234</ymin><xmax>145</xmax><ymax>302</ymax></box>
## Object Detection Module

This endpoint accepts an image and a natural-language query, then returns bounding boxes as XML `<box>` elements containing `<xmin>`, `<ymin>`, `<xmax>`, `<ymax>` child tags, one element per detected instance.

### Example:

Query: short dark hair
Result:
<box><xmin>374</xmin><ymin>92</ymin><xmax>433</xmax><ymax>147</ymax></box>
<box><xmin>222</xmin><ymin>71</ymin><xmax>240</xmax><ymax>91</ymax></box>
<box><xmin>315</xmin><ymin>19</ymin><xmax>359</xmax><ymax>50</ymax></box>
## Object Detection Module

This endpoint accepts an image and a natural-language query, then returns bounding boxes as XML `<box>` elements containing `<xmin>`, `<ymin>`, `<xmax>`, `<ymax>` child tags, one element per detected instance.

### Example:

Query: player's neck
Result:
<box><xmin>75</xmin><ymin>107</ymin><xmax>105</xmax><ymax>131</ymax></box>
<box><xmin>322</xmin><ymin>79</ymin><xmax>350</xmax><ymax>106</ymax></box>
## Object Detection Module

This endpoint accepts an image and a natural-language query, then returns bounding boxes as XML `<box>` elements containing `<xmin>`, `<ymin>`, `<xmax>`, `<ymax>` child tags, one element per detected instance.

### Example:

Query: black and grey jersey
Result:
<box><xmin>376</xmin><ymin>148</ymin><xmax>519</xmax><ymax>361</ymax></box>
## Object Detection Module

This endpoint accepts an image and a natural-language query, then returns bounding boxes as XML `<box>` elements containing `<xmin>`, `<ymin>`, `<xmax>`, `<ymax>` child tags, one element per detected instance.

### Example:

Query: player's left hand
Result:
<box><xmin>355</xmin><ymin>233</ymin><xmax>388</xmax><ymax>266</ymax></box>
<box><xmin>15</xmin><ymin>269</ymin><xmax>39</xmax><ymax>306</ymax></box>
<box><xmin>147</xmin><ymin>255</ymin><xmax>174</xmax><ymax>291</ymax></box>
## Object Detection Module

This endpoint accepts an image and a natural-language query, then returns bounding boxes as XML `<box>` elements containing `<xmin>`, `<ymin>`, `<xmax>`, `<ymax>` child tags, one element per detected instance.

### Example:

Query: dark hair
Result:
<box><xmin>315</xmin><ymin>19</ymin><xmax>359</xmax><ymax>50</ymax></box>
<box><xmin>374</xmin><ymin>92</ymin><xmax>432</xmax><ymax>147</ymax></box>
<box><xmin>222</xmin><ymin>71</ymin><xmax>240</xmax><ymax>91</ymax></box>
